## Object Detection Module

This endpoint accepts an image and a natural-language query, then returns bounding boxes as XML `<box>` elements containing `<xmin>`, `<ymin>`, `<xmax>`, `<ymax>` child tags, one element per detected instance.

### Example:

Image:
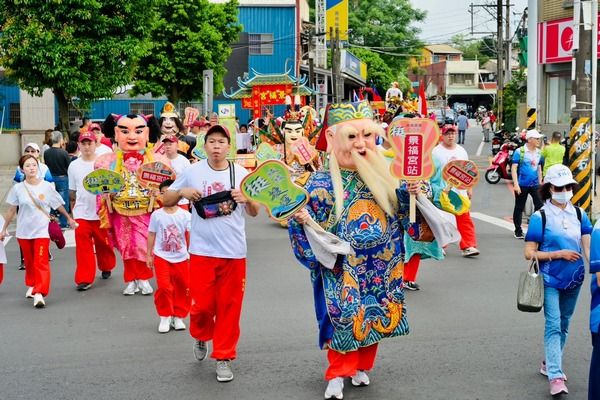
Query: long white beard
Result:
<box><xmin>329</xmin><ymin>149</ymin><xmax>399</xmax><ymax>220</ymax></box>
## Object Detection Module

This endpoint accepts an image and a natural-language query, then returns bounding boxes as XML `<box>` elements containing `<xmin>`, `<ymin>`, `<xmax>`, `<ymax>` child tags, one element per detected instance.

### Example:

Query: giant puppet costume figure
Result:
<box><xmin>96</xmin><ymin>114</ymin><xmax>167</xmax><ymax>295</ymax></box>
<box><xmin>158</xmin><ymin>102</ymin><xmax>196</xmax><ymax>159</ymax></box>
<box><xmin>288</xmin><ymin>101</ymin><xmax>414</xmax><ymax>400</ymax></box>
<box><xmin>282</xmin><ymin>111</ymin><xmax>320</xmax><ymax>182</ymax></box>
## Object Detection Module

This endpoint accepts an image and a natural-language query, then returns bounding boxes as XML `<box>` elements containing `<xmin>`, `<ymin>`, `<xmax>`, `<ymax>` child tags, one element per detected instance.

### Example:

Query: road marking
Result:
<box><xmin>470</xmin><ymin>212</ymin><xmax>515</xmax><ymax>231</ymax></box>
<box><xmin>476</xmin><ymin>140</ymin><xmax>485</xmax><ymax>157</ymax></box>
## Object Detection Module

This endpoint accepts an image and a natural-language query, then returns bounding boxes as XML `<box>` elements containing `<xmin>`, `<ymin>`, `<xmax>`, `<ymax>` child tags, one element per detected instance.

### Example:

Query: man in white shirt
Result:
<box><xmin>385</xmin><ymin>81</ymin><xmax>403</xmax><ymax>108</ymax></box>
<box><xmin>163</xmin><ymin>124</ymin><xmax>260</xmax><ymax>383</ymax></box>
<box><xmin>432</xmin><ymin>124</ymin><xmax>480</xmax><ymax>257</ymax></box>
<box><xmin>68</xmin><ymin>132</ymin><xmax>116</xmax><ymax>290</ymax></box>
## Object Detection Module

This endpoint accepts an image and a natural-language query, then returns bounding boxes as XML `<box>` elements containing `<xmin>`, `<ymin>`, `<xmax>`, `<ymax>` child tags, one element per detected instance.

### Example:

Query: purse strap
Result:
<box><xmin>22</xmin><ymin>182</ymin><xmax>52</xmax><ymax>221</ymax></box>
<box><xmin>528</xmin><ymin>255</ymin><xmax>540</xmax><ymax>274</ymax></box>
<box><xmin>228</xmin><ymin>160</ymin><xmax>236</xmax><ymax>189</ymax></box>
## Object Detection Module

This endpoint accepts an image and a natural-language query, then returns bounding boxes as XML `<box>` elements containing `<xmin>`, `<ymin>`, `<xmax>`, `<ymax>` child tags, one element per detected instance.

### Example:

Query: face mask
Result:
<box><xmin>551</xmin><ymin>190</ymin><xmax>573</xmax><ymax>204</ymax></box>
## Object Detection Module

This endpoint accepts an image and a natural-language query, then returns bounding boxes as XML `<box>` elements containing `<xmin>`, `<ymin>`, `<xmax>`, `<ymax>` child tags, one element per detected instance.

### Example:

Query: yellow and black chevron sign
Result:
<box><xmin>526</xmin><ymin>108</ymin><xmax>536</xmax><ymax>130</ymax></box>
<box><xmin>568</xmin><ymin>117</ymin><xmax>592</xmax><ymax>213</ymax></box>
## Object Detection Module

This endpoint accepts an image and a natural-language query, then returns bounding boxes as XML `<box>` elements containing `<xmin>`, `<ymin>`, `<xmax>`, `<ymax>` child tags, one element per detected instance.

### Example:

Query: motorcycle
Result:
<box><xmin>491</xmin><ymin>129</ymin><xmax>508</xmax><ymax>155</ymax></box>
<box><xmin>485</xmin><ymin>137</ymin><xmax>520</xmax><ymax>184</ymax></box>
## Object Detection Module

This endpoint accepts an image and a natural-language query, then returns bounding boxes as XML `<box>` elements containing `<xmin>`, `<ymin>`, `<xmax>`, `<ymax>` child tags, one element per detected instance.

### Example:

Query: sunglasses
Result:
<box><xmin>552</xmin><ymin>184</ymin><xmax>573</xmax><ymax>192</ymax></box>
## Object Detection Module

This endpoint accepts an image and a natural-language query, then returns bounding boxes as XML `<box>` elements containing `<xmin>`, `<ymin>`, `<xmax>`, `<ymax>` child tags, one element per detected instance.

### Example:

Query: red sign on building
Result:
<box><xmin>539</xmin><ymin>16</ymin><xmax>600</xmax><ymax>64</ymax></box>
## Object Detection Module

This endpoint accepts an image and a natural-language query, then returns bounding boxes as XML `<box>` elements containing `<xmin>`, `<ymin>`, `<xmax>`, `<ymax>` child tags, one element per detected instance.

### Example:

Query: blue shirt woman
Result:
<box><xmin>524</xmin><ymin>164</ymin><xmax>591</xmax><ymax>397</ymax></box>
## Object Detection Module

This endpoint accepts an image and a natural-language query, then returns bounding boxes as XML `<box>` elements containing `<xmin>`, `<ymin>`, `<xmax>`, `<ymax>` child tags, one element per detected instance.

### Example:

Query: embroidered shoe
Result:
<box><xmin>351</xmin><ymin>370</ymin><xmax>370</xmax><ymax>387</ymax></box>
<box><xmin>324</xmin><ymin>377</ymin><xmax>344</xmax><ymax>399</ymax></box>
<box><xmin>216</xmin><ymin>360</ymin><xmax>234</xmax><ymax>382</ymax></box>
<box><xmin>549</xmin><ymin>378</ymin><xmax>568</xmax><ymax>396</ymax></box>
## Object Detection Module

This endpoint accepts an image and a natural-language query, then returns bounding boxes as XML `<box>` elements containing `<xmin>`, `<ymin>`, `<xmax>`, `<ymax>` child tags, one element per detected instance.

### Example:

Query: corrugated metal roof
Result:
<box><xmin>446</xmin><ymin>87</ymin><xmax>496</xmax><ymax>95</ymax></box>
<box><xmin>424</xmin><ymin>44</ymin><xmax>463</xmax><ymax>54</ymax></box>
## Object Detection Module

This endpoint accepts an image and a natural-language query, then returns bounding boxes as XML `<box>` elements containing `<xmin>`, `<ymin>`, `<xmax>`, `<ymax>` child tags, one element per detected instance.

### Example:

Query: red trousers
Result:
<box><xmin>74</xmin><ymin>219</ymin><xmax>116</xmax><ymax>285</ymax></box>
<box><xmin>0</xmin><ymin>263</ymin><xmax>3</xmax><ymax>285</ymax></box>
<box><xmin>189</xmin><ymin>255</ymin><xmax>246</xmax><ymax>360</ymax></box>
<box><xmin>325</xmin><ymin>343</ymin><xmax>379</xmax><ymax>380</ymax></box>
<box><xmin>153</xmin><ymin>255</ymin><xmax>190</xmax><ymax>318</ymax></box>
<box><xmin>123</xmin><ymin>259</ymin><xmax>153</xmax><ymax>283</ymax></box>
<box><xmin>456</xmin><ymin>211</ymin><xmax>477</xmax><ymax>250</ymax></box>
<box><xmin>18</xmin><ymin>238</ymin><xmax>50</xmax><ymax>296</ymax></box>
<box><xmin>404</xmin><ymin>254</ymin><xmax>421</xmax><ymax>282</ymax></box>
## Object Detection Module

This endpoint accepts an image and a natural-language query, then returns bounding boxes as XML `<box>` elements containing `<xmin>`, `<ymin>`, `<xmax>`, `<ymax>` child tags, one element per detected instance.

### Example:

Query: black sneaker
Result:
<box><xmin>514</xmin><ymin>231</ymin><xmax>524</xmax><ymax>239</ymax></box>
<box><xmin>101</xmin><ymin>271</ymin><xmax>112</xmax><ymax>279</ymax></box>
<box><xmin>18</xmin><ymin>262</ymin><xmax>25</xmax><ymax>271</ymax></box>
<box><xmin>76</xmin><ymin>283</ymin><xmax>92</xmax><ymax>291</ymax></box>
<box><xmin>404</xmin><ymin>281</ymin><xmax>420</xmax><ymax>291</ymax></box>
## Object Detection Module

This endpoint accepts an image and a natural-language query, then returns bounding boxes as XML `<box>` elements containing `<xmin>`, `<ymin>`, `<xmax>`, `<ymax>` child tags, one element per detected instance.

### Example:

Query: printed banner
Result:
<box><xmin>442</xmin><ymin>160</ymin><xmax>479</xmax><ymax>190</ymax></box>
<box><xmin>83</xmin><ymin>169</ymin><xmax>124</xmax><ymax>195</ymax></box>
<box><xmin>136</xmin><ymin>162</ymin><xmax>176</xmax><ymax>189</ymax></box>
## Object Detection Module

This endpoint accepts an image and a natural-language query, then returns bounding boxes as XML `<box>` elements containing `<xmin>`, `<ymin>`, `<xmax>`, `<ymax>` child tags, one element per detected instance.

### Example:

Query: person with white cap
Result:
<box><xmin>511</xmin><ymin>129</ymin><xmax>544</xmax><ymax>239</ymax></box>
<box><xmin>13</xmin><ymin>143</ymin><xmax>53</xmax><ymax>184</ymax></box>
<box><xmin>524</xmin><ymin>164</ymin><xmax>592</xmax><ymax>396</ymax></box>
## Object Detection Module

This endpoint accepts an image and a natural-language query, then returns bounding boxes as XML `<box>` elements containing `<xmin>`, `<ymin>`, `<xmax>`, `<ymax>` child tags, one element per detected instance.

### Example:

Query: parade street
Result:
<box><xmin>0</xmin><ymin>125</ymin><xmax>593</xmax><ymax>400</ymax></box>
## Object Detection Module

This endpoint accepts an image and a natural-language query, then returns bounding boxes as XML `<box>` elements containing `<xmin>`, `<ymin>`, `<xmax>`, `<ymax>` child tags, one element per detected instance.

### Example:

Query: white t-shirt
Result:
<box><xmin>6</xmin><ymin>181</ymin><xmax>64</xmax><ymax>239</ymax></box>
<box><xmin>95</xmin><ymin>144</ymin><xmax>113</xmax><ymax>156</ymax></box>
<box><xmin>148</xmin><ymin>207</ymin><xmax>191</xmax><ymax>263</ymax></box>
<box><xmin>236</xmin><ymin>132</ymin><xmax>252</xmax><ymax>151</ymax></box>
<box><xmin>432</xmin><ymin>144</ymin><xmax>470</xmax><ymax>195</ymax></box>
<box><xmin>168</xmin><ymin>154</ymin><xmax>191</xmax><ymax>205</ymax></box>
<box><xmin>68</xmin><ymin>157</ymin><xmax>99</xmax><ymax>220</ymax></box>
<box><xmin>168</xmin><ymin>159</ymin><xmax>249</xmax><ymax>259</ymax></box>
<box><xmin>0</xmin><ymin>215</ymin><xmax>7</xmax><ymax>264</ymax></box>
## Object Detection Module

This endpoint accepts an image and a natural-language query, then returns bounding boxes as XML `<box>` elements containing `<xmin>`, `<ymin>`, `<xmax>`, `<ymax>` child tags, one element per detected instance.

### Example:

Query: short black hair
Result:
<box><xmin>66</xmin><ymin>141</ymin><xmax>78</xmax><ymax>154</ymax></box>
<box><xmin>159</xmin><ymin>179</ymin><xmax>175</xmax><ymax>191</ymax></box>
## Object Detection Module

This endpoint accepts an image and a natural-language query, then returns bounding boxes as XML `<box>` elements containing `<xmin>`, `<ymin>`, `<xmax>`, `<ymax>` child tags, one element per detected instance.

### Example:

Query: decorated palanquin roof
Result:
<box><xmin>223</xmin><ymin>68</ymin><xmax>316</xmax><ymax>99</ymax></box>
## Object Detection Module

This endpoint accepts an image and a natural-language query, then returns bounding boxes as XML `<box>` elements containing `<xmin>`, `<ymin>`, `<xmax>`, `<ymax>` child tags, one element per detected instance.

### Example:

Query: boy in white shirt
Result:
<box><xmin>147</xmin><ymin>179</ymin><xmax>192</xmax><ymax>333</ymax></box>
<box><xmin>68</xmin><ymin>132</ymin><xmax>116</xmax><ymax>290</ymax></box>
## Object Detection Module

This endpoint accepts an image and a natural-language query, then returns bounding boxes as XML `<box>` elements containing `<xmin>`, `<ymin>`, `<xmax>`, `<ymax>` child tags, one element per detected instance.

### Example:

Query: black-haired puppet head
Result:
<box><xmin>102</xmin><ymin>114</ymin><xmax>161</xmax><ymax>151</ymax></box>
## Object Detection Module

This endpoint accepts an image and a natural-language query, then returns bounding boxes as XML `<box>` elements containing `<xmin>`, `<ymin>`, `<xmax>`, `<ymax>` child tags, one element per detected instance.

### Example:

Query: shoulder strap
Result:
<box><xmin>228</xmin><ymin>161</ymin><xmax>235</xmax><ymax>189</ymax></box>
<box><xmin>539</xmin><ymin>209</ymin><xmax>546</xmax><ymax>244</ymax></box>
<box><xmin>22</xmin><ymin>183</ymin><xmax>52</xmax><ymax>220</ymax></box>
<box><xmin>575</xmin><ymin>206</ymin><xmax>582</xmax><ymax>223</ymax></box>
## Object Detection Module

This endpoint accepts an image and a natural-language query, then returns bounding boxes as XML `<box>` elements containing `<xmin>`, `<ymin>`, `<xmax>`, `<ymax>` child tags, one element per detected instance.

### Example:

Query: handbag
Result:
<box><xmin>23</xmin><ymin>183</ymin><xmax>66</xmax><ymax>249</ymax></box>
<box><xmin>517</xmin><ymin>257</ymin><xmax>544</xmax><ymax>312</ymax></box>
<box><xmin>193</xmin><ymin>161</ymin><xmax>237</xmax><ymax>219</ymax></box>
<box><xmin>415</xmin><ymin>193</ymin><xmax>461</xmax><ymax>247</ymax></box>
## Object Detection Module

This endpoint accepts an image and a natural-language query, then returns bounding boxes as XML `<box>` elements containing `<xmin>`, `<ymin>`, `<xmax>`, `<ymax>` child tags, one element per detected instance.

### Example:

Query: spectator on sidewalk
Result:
<box><xmin>541</xmin><ymin>131</ymin><xmax>565</xmax><ymax>177</ymax></box>
<box><xmin>456</xmin><ymin>110</ymin><xmax>469</xmax><ymax>145</ymax></box>
<box><xmin>511</xmin><ymin>129</ymin><xmax>544</xmax><ymax>239</ymax></box>
<box><xmin>524</xmin><ymin>164</ymin><xmax>592</xmax><ymax>397</ymax></box>
<box><xmin>43</xmin><ymin>131</ymin><xmax>71</xmax><ymax>228</ymax></box>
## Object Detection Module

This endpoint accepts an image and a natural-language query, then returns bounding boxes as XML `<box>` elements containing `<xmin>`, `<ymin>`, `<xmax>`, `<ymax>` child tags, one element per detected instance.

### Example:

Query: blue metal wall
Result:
<box><xmin>0</xmin><ymin>85</ymin><xmax>21</xmax><ymax>129</ymax></box>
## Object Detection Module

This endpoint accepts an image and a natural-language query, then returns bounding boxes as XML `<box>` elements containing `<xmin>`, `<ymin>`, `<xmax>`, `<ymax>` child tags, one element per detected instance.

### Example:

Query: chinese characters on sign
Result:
<box><xmin>403</xmin><ymin>134</ymin><xmax>423</xmax><ymax>178</ymax></box>
<box><xmin>136</xmin><ymin>162</ymin><xmax>176</xmax><ymax>189</ymax></box>
<box><xmin>387</xmin><ymin>118</ymin><xmax>439</xmax><ymax>181</ymax></box>
<box><xmin>442</xmin><ymin>160</ymin><xmax>480</xmax><ymax>190</ymax></box>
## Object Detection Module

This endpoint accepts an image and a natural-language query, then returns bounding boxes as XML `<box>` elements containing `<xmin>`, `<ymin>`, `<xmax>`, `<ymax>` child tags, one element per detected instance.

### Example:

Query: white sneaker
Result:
<box><xmin>351</xmin><ymin>370</ymin><xmax>370</xmax><ymax>387</ymax></box>
<box><xmin>324</xmin><ymin>377</ymin><xmax>344</xmax><ymax>399</ymax></box>
<box><xmin>25</xmin><ymin>287</ymin><xmax>34</xmax><ymax>298</ymax></box>
<box><xmin>123</xmin><ymin>281</ymin><xmax>138</xmax><ymax>296</ymax></box>
<box><xmin>461</xmin><ymin>247</ymin><xmax>480</xmax><ymax>257</ymax></box>
<box><xmin>138</xmin><ymin>279</ymin><xmax>154</xmax><ymax>295</ymax></box>
<box><xmin>33</xmin><ymin>293</ymin><xmax>45</xmax><ymax>308</ymax></box>
<box><xmin>172</xmin><ymin>317</ymin><xmax>186</xmax><ymax>331</ymax></box>
<box><xmin>158</xmin><ymin>316</ymin><xmax>172</xmax><ymax>333</ymax></box>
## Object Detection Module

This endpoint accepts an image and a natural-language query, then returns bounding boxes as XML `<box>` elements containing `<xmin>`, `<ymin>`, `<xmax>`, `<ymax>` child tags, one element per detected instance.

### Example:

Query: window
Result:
<box><xmin>130</xmin><ymin>102</ymin><xmax>155</xmax><ymax>115</ymax></box>
<box><xmin>449</xmin><ymin>74</ymin><xmax>474</xmax><ymax>85</ymax></box>
<box><xmin>249</xmin><ymin>33</ymin><xmax>274</xmax><ymax>55</ymax></box>
<box><xmin>68</xmin><ymin>105</ymin><xmax>82</xmax><ymax>121</ymax></box>
<box><xmin>546</xmin><ymin>74</ymin><xmax>571</xmax><ymax>124</ymax></box>
<box><xmin>9</xmin><ymin>103</ymin><xmax>20</xmax><ymax>126</ymax></box>
<box><xmin>432</xmin><ymin>55</ymin><xmax>440</xmax><ymax>63</ymax></box>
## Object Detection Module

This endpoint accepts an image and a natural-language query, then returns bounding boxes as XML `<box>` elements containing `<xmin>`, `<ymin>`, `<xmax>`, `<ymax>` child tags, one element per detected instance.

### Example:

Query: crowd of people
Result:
<box><xmin>0</xmin><ymin>99</ymin><xmax>597</xmax><ymax>399</ymax></box>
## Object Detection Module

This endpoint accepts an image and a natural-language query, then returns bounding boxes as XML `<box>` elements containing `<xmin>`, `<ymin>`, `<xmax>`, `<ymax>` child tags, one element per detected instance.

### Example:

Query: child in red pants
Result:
<box><xmin>147</xmin><ymin>180</ymin><xmax>191</xmax><ymax>334</ymax></box>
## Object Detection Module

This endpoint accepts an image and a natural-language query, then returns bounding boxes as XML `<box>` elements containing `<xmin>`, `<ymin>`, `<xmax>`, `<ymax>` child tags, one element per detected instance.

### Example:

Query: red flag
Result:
<box><xmin>419</xmin><ymin>81</ymin><xmax>427</xmax><ymax>116</ymax></box>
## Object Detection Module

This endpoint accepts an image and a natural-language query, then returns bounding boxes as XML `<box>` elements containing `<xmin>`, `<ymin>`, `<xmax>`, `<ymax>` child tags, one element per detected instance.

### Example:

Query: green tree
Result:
<box><xmin>450</xmin><ymin>34</ymin><xmax>490</xmax><ymax>66</ymax></box>
<box><xmin>131</xmin><ymin>0</ymin><xmax>241</xmax><ymax>105</ymax></box>
<box><xmin>347</xmin><ymin>48</ymin><xmax>394</xmax><ymax>93</ymax></box>
<box><xmin>348</xmin><ymin>0</ymin><xmax>425</xmax><ymax>72</ymax></box>
<box><xmin>0</xmin><ymin>0</ymin><xmax>155</xmax><ymax>132</ymax></box>
<box><xmin>501</xmin><ymin>69</ymin><xmax>526</xmax><ymax>131</ymax></box>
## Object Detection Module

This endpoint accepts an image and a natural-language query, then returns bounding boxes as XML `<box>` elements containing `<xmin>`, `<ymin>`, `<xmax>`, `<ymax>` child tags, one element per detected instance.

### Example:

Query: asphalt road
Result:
<box><xmin>0</xmin><ymin>124</ymin><xmax>594</xmax><ymax>400</ymax></box>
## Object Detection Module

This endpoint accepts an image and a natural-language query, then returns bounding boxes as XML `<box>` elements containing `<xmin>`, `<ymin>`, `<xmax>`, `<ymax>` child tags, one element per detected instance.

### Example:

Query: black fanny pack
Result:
<box><xmin>193</xmin><ymin>161</ymin><xmax>237</xmax><ymax>219</ymax></box>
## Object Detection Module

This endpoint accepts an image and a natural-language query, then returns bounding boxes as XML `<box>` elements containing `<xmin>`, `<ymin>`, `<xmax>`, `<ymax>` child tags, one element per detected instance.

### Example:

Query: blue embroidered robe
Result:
<box><xmin>288</xmin><ymin>170</ymin><xmax>410</xmax><ymax>352</ymax></box>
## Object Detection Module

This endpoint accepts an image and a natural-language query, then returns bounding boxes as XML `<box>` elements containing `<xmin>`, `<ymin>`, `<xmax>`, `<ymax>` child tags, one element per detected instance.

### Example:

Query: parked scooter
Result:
<box><xmin>491</xmin><ymin>128</ymin><xmax>508</xmax><ymax>155</ymax></box>
<box><xmin>485</xmin><ymin>134</ymin><xmax>521</xmax><ymax>184</ymax></box>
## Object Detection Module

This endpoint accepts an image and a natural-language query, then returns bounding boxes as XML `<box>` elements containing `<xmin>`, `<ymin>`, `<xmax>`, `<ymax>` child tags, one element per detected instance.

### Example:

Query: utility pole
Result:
<box><xmin>330</xmin><ymin>27</ymin><xmax>337</xmax><ymax>103</ymax></box>
<box><xmin>526</xmin><ymin>0</ymin><xmax>539</xmax><ymax>131</ymax></box>
<box><xmin>497</xmin><ymin>0</ymin><xmax>503</xmax><ymax>125</ymax></box>
<box><xmin>569</xmin><ymin>0</ymin><xmax>595</xmax><ymax>214</ymax></box>
<box><xmin>505</xmin><ymin>0</ymin><xmax>511</xmax><ymax>82</ymax></box>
